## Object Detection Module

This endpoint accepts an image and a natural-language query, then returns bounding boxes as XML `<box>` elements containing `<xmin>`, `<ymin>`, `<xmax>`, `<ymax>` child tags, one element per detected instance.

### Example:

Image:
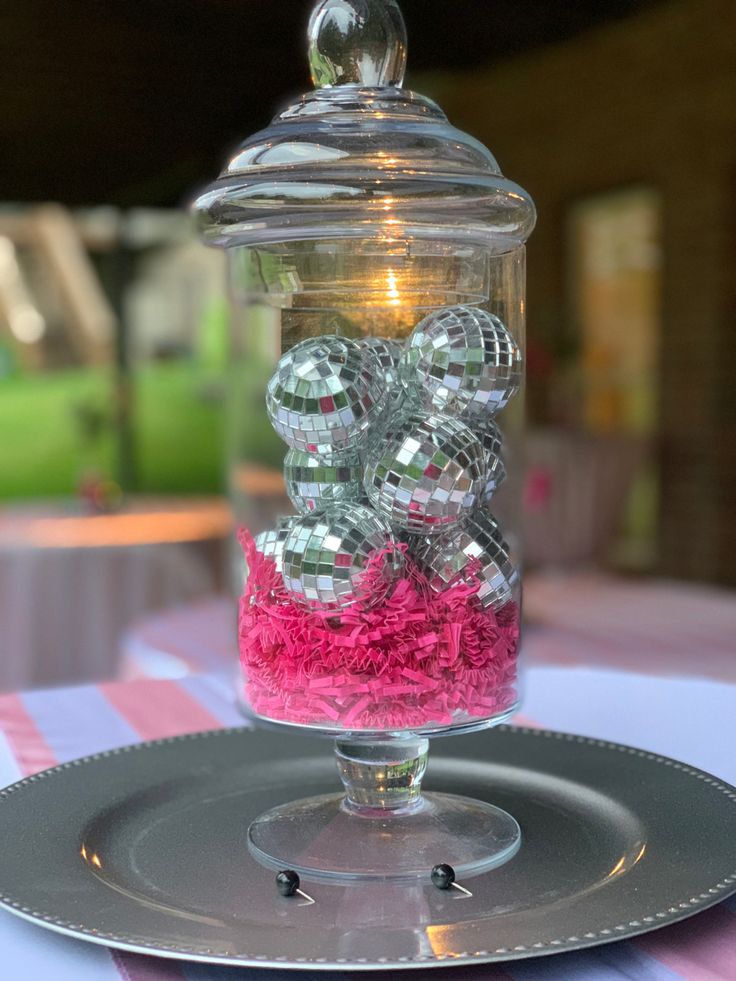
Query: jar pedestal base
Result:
<box><xmin>248</xmin><ymin>790</ymin><xmax>521</xmax><ymax>883</ymax></box>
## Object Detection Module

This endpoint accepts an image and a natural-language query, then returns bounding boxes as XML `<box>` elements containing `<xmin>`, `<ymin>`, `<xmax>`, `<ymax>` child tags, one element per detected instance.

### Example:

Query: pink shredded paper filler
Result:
<box><xmin>237</xmin><ymin>528</ymin><xmax>519</xmax><ymax>730</ymax></box>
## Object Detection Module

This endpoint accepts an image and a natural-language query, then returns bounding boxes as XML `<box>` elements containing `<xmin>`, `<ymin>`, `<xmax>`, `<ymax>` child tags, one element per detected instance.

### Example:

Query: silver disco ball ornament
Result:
<box><xmin>283</xmin><ymin>448</ymin><xmax>364</xmax><ymax>513</ymax></box>
<box><xmin>401</xmin><ymin>305</ymin><xmax>522</xmax><ymax>418</ymax></box>
<box><xmin>367</xmin><ymin>380</ymin><xmax>423</xmax><ymax>447</ymax></box>
<box><xmin>253</xmin><ymin>516</ymin><xmax>295</xmax><ymax>574</ymax></box>
<box><xmin>357</xmin><ymin>335</ymin><xmax>402</xmax><ymax>390</ymax></box>
<box><xmin>266</xmin><ymin>335</ymin><xmax>388</xmax><ymax>455</ymax></box>
<box><xmin>281</xmin><ymin>502</ymin><xmax>399</xmax><ymax>611</ymax></box>
<box><xmin>390</xmin><ymin>378</ymin><xmax>423</xmax><ymax>412</ymax></box>
<box><xmin>415</xmin><ymin>510</ymin><xmax>518</xmax><ymax>610</ymax></box>
<box><xmin>478</xmin><ymin>419</ymin><xmax>507</xmax><ymax>502</ymax></box>
<box><xmin>364</xmin><ymin>411</ymin><xmax>485</xmax><ymax>535</ymax></box>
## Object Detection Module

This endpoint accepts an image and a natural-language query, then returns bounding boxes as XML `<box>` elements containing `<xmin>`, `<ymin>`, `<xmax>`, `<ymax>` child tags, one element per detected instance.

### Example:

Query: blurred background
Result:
<box><xmin>1</xmin><ymin>0</ymin><xmax>734</xmax><ymax>693</ymax></box>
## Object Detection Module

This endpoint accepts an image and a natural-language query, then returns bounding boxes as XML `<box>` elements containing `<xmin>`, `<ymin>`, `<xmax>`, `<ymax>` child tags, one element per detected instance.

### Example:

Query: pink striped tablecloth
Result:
<box><xmin>120</xmin><ymin>573</ymin><xmax>736</xmax><ymax>683</ymax></box>
<box><xmin>1</xmin><ymin>665</ymin><xmax>735</xmax><ymax>980</ymax></box>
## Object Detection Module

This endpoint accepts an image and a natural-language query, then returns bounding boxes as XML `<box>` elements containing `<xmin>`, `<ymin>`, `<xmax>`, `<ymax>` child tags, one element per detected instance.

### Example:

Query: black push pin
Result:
<box><xmin>430</xmin><ymin>863</ymin><xmax>473</xmax><ymax>897</ymax></box>
<box><xmin>276</xmin><ymin>870</ymin><xmax>315</xmax><ymax>905</ymax></box>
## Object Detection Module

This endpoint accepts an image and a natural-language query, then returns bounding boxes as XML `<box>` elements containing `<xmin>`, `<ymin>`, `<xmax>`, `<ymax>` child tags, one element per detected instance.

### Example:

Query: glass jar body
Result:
<box><xmin>228</xmin><ymin>237</ymin><xmax>525</xmax><ymax>737</ymax></box>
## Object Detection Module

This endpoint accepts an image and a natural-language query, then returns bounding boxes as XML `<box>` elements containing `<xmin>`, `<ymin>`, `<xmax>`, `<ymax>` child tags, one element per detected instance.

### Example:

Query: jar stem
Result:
<box><xmin>335</xmin><ymin>736</ymin><xmax>429</xmax><ymax>812</ymax></box>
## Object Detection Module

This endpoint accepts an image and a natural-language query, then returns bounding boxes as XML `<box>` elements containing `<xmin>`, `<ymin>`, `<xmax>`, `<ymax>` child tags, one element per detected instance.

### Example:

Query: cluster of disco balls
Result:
<box><xmin>256</xmin><ymin>306</ymin><xmax>522</xmax><ymax>613</ymax></box>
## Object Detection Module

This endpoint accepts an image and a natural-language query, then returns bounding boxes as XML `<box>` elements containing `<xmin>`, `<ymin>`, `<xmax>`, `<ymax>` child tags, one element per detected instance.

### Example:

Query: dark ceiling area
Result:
<box><xmin>1</xmin><ymin>0</ymin><xmax>660</xmax><ymax>207</ymax></box>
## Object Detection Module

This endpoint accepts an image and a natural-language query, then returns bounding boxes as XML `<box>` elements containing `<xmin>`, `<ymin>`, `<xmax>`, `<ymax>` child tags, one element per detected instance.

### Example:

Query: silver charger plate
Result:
<box><xmin>0</xmin><ymin>725</ymin><xmax>735</xmax><ymax>971</ymax></box>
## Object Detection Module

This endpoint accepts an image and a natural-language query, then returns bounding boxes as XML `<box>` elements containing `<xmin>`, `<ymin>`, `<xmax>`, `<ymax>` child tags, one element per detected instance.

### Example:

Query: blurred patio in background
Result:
<box><xmin>1</xmin><ymin>0</ymin><xmax>734</xmax><ymax>691</ymax></box>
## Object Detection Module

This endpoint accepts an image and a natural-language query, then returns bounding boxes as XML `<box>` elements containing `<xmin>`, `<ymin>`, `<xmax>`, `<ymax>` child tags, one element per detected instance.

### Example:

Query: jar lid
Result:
<box><xmin>193</xmin><ymin>0</ymin><xmax>535</xmax><ymax>253</ymax></box>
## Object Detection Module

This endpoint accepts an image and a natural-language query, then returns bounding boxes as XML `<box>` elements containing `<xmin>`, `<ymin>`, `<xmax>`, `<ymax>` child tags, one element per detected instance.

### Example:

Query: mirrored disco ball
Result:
<box><xmin>367</xmin><ymin>380</ymin><xmax>424</xmax><ymax>446</ymax></box>
<box><xmin>390</xmin><ymin>378</ymin><xmax>424</xmax><ymax>412</ymax></box>
<box><xmin>364</xmin><ymin>411</ymin><xmax>485</xmax><ymax>535</ymax></box>
<box><xmin>266</xmin><ymin>335</ymin><xmax>388</xmax><ymax>455</ymax></box>
<box><xmin>281</xmin><ymin>502</ymin><xmax>400</xmax><ymax>611</ymax></box>
<box><xmin>414</xmin><ymin>510</ymin><xmax>518</xmax><ymax>610</ymax></box>
<box><xmin>254</xmin><ymin>516</ymin><xmax>296</xmax><ymax>573</ymax></box>
<box><xmin>357</xmin><ymin>335</ymin><xmax>403</xmax><ymax>390</ymax></box>
<box><xmin>478</xmin><ymin>419</ymin><xmax>507</xmax><ymax>502</ymax></box>
<box><xmin>284</xmin><ymin>448</ymin><xmax>364</xmax><ymax>513</ymax></box>
<box><xmin>401</xmin><ymin>305</ymin><xmax>522</xmax><ymax>418</ymax></box>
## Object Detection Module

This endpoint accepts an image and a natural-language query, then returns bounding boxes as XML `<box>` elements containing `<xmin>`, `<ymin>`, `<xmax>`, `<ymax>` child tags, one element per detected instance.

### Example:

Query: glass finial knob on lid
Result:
<box><xmin>194</xmin><ymin>0</ymin><xmax>535</xmax><ymax>251</ymax></box>
<box><xmin>308</xmin><ymin>0</ymin><xmax>408</xmax><ymax>88</ymax></box>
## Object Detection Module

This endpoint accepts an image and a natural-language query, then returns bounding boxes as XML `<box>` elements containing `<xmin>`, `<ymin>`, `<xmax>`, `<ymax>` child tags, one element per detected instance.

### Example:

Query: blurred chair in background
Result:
<box><xmin>523</xmin><ymin>428</ymin><xmax>649</xmax><ymax>569</ymax></box>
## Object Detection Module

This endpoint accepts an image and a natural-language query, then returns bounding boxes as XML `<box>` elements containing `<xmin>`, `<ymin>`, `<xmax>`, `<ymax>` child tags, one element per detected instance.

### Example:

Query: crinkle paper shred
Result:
<box><xmin>237</xmin><ymin>528</ymin><xmax>519</xmax><ymax>730</ymax></box>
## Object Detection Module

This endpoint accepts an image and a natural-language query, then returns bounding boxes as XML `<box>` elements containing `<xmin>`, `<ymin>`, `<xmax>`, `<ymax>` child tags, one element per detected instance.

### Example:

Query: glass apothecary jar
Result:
<box><xmin>194</xmin><ymin>0</ymin><xmax>535</xmax><ymax>882</ymax></box>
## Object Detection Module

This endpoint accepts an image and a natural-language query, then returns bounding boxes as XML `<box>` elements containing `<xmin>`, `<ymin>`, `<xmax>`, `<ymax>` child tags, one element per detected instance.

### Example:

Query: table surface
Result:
<box><xmin>0</xmin><ymin>496</ymin><xmax>232</xmax><ymax>549</ymax></box>
<box><xmin>1</xmin><ymin>663</ymin><xmax>735</xmax><ymax>980</ymax></box>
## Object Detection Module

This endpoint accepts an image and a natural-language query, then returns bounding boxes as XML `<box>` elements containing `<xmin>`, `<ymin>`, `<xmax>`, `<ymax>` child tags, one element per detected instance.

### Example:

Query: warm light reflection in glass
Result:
<box><xmin>386</xmin><ymin>269</ymin><xmax>401</xmax><ymax>306</ymax></box>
